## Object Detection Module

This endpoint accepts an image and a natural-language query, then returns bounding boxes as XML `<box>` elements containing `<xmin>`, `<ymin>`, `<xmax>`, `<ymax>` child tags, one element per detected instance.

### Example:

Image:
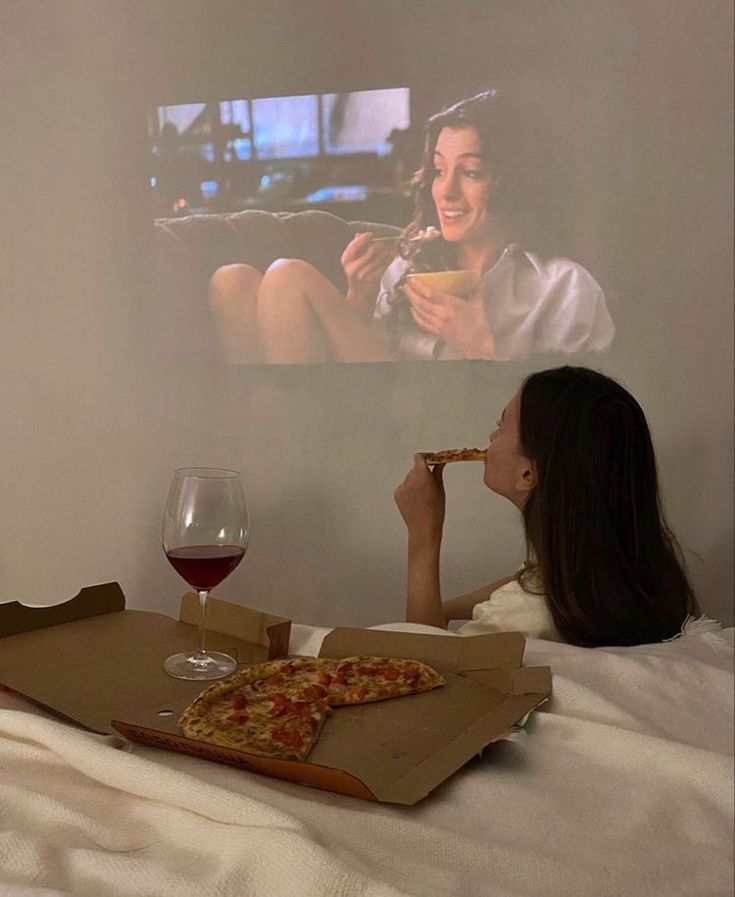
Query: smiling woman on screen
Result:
<box><xmin>394</xmin><ymin>366</ymin><xmax>700</xmax><ymax>647</ymax></box>
<box><xmin>209</xmin><ymin>89</ymin><xmax>614</xmax><ymax>364</ymax></box>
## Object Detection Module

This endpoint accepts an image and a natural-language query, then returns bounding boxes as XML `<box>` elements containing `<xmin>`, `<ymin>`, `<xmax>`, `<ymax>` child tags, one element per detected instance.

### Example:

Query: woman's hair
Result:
<box><xmin>517</xmin><ymin>366</ymin><xmax>699</xmax><ymax>647</ymax></box>
<box><xmin>402</xmin><ymin>88</ymin><xmax>554</xmax><ymax>270</ymax></box>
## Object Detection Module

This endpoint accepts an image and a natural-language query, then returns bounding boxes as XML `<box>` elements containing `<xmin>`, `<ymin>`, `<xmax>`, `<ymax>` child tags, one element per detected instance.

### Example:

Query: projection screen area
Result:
<box><xmin>149</xmin><ymin>80</ymin><xmax>617</xmax><ymax>366</ymax></box>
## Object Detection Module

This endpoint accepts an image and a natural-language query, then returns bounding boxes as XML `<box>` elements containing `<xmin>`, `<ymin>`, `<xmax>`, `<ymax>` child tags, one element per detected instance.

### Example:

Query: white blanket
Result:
<box><xmin>1</xmin><ymin>623</ymin><xmax>733</xmax><ymax>897</ymax></box>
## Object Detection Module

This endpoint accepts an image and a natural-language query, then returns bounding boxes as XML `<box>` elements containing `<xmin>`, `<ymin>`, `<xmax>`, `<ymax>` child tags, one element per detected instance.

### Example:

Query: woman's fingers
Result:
<box><xmin>394</xmin><ymin>452</ymin><xmax>446</xmax><ymax>549</ymax></box>
<box><xmin>342</xmin><ymin>232</ymin><xmax>394</xmax><ymax>265</ymax></box>
<box><xmin>342</xmin><ymin>234</ymin><xmax>394</xmax><ymax>284</ymax></box>
<box><xmin>396</xmin><ymin>453</ymin><xmax>432</xmax><ymax>493</ymax></box>
<box><xmin>407</xmin><ymin>289</ymin><xmax>446</xmax><ymax>333</ymax></box>
<box><xmin>408</xmin><ymin>283</ymin><xmax>494</xmax><ymax>358</ymax></box>
<box><xmin>394</xmin><ymin>453</ymin><xmax>445</xmax><ymax>519</ymax></box>
<box><xmin>359</xmin><ymin>253</ymin><xmax>394</xmax><ymax>281</ymax></box>
<box><xmin>410</xmin><ymin>453</ymin><xmax>445</xmax><ymax>491</ymax></box>
<box><xmin>341</xmin><ymin>231</ymin><xmax>373</xmax><ymax>262</ymax></box>
<box><xmin>410</xmin><ymin>306</ymin><xmax>440</xmax><ymax>334</ymax></box>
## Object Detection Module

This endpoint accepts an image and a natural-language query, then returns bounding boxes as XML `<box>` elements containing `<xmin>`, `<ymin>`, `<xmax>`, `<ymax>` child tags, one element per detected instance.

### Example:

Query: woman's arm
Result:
<box><xmin>394</xmin><ymin>455</ymin><xmax>447</xmax><ymax>628</ymax></box>
<box><xmin>394</xmin><ymin>456</ymin><xmax>516</xmax><ymax>627</ymax></box>
<box><xmin>406</xmin><ymin>540</ymin><xmax>445</xmax><ymax>628</ymax></box>
<box><xmin>442</xmin><ymin>575</ymin><xmax>517</xmax><ymax>622</ymax></box>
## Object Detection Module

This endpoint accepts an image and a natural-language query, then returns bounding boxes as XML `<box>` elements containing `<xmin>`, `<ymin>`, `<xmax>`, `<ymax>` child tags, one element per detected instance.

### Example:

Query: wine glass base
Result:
<box><xmin>163</xmin><ymin>651</ymin><xmax>237</xmax><ymax>680</ymax></box>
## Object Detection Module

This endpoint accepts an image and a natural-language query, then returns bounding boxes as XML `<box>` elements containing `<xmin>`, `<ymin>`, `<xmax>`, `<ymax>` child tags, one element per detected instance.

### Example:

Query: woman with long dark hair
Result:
<box><xmin>394</xmin><ymin>366</ymin><xmax>699</xmax><ymax>647</ymax></box>
<box><xmin>208</xmin><ymin>89</ymin><xmax>614</xmax><ymax>363</ymax></box>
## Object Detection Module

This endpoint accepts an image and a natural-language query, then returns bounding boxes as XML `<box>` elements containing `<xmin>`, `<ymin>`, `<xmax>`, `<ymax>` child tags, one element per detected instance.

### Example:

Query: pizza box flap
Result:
<box><xmin>0</xmin><ymin>584</ymin><xmax>291</xmax><ymax>736</ymax></box>
<box><xmin>0</xmin><ymin>582</ymin><xmax>125</xmax><ymax>636</ymax></box>
<box><xmin>319</xmin><ymin>627</ymin><xmax>526</xmax><ymax>672</ymax></box>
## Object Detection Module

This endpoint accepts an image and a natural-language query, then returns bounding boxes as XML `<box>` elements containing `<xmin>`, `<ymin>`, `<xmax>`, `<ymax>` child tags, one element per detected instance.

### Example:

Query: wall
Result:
<box><xmin>1</xmin><ymin>0</ymin><xmax>732</xmax><ymax>627</ymax></box>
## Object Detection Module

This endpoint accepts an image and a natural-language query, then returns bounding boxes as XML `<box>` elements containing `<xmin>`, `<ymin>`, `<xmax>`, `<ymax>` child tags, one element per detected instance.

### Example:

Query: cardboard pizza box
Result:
<box><xmin>0</xmin><ymin>583</ymin><xmax>290</xmax><ymax>734</ymax></box>
<box><xmin>0</xmin><ymin>584</ymin><xmax>551</xmax><ymax>805</ymax></box>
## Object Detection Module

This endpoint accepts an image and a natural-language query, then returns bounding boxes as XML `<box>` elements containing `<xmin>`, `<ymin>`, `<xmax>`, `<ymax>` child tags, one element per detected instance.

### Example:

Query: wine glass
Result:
<box><xmin>162</xmin><ymin>467</ymin><xmax>249</xmax><ymax>680</ymax></box>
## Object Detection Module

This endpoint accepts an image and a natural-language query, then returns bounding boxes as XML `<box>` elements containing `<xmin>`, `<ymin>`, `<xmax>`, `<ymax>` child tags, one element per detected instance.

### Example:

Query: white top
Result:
<box><xmin>373</xmin><ymin>245</ymin><xmax>614</xmax><ymax>360</ymax></box>
<box><xmin>455</xmin><ymin>577</ymin><xmax>562</xmax><ymax>641</ymax></box>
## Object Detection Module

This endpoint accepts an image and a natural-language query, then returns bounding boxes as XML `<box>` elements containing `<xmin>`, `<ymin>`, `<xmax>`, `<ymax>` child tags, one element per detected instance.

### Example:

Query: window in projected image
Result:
<box><xmin>152</xmin><ymin>103</ymin><xmax>217</xmax><ymax>163</ymax></box>
<box><xmin>220</xmin><ymin>100</ymin><xmax>252</xmax><ymax>161</ymax></box>
<box><xmin>322</xmin><ymin>88</ymin><xmax>409</xmax><ymax>155</ymax></box>
<box><xmin>149</xmin><ymin>88</ymin><xmax>413</xmax><ymax>222</ymax></box>
<box><xmin>252</xmin><ymin>95</ymin><xmax>319</xmax><ymax>159</ymax></box>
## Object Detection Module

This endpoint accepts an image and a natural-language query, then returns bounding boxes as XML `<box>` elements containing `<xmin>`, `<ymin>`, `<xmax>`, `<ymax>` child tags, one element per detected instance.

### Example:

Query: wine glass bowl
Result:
<box><xmin>165</xmin><ymin>545</ymin><xmax>245</xmax><ymax>593</ymax></box>
<box><xmin>162</xmin><ymin>468</ymin><xmax>249</xmax><ymax>680</ymax></box>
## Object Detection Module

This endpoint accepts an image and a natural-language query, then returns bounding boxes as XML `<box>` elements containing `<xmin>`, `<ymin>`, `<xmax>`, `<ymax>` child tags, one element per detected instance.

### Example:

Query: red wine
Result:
<box><xmin>166</xmin><ymin>545</ymin><xmax>245</xmax><ymax>591</ymax></box>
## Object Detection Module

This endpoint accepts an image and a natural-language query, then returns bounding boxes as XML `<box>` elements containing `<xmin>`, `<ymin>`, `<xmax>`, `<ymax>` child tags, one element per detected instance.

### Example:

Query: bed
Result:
<box><xmin>1</xmin><ymin>620</ymin><xmax>732</xmax><ymax>897</ymax></box>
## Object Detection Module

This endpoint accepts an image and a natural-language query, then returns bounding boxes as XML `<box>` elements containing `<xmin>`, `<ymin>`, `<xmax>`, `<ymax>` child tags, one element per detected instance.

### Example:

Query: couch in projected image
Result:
<box><xmin>153</xmin><ymin>209</ymin><xmax>400</xmax><ymax>360</ymax></box>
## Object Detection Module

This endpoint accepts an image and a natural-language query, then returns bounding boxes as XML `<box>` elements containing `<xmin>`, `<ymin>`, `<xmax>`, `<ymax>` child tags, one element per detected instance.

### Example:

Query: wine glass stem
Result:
<box><xmin>195</xmin><ymin>589</ymin><xmax>209</xmax><ymax>660</ymax></box>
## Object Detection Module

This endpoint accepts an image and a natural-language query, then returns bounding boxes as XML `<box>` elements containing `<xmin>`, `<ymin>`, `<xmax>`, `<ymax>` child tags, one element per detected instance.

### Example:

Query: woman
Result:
<box><xmin>394</xmin><ymin>366</ymin><xmax>699</xmax><ymax>647</ymax></box>
<box><xmin>209</xmin><ymin>89</ymin><xmax>614</xmax><ymax>364</ymax></box>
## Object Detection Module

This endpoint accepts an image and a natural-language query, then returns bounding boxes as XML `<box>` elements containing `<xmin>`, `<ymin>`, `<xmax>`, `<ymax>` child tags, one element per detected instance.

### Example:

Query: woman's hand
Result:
<box><xmin>394</xmin><ymin>454</ymin><xmax>446</xmax><ymax>549</ymax></box>
<box><xmin>403</xmin><ymin>278</ymin><xmax>495</xmax><ymax>358</ymax></box>
<box><xmin>341</xmin><ymin>232</ymin><xmax>396</xmax><ymax>320</ymax></box>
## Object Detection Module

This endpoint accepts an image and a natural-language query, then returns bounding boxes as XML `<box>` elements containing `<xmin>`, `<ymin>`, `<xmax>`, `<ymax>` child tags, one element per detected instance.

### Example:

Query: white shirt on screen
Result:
<box><xmin>455</xmin><ymin>577</ymin><xmax>562</xmax><ymax>641</ymax></box>
<box><xmin>373</xmin><ymin>244</ymin><xmax>614</xmax><ymax>360</ymax></box>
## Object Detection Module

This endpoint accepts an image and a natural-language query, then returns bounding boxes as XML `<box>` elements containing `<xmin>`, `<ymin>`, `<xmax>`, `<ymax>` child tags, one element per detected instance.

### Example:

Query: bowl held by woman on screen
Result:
<box><xmin>209</xmin><ymin>89</ymin><xmax>614</xmax><ymax>364</ymax></box>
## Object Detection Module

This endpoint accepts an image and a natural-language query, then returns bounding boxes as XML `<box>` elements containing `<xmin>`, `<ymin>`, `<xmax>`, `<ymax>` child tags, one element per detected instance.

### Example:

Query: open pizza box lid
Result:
<box><xmin>0</xmin><ymin>583</ymin><xmax>290</xmax><ymax>734</ymax></box>
<box><xmin>0</xmin><ymin>584</ymin><xmax>551</xmax><ymax>805</ymax></box>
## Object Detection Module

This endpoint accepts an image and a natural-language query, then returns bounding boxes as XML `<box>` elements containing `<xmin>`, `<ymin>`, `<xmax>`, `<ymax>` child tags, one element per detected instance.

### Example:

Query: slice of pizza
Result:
<box><xmin>328</xmin><ymin>656</ymin><xmax>445</xmax><ymax>706</ymax></box>
<box><xmin>424</xmin><ymin>447</ymin><xmax>486</xmax><ymax>464</ymax></box>
<box><xmin>179</xmin><ymin>655</ymin><xmax>445</xmax><ymax>760</ymax></box>
<box><xmin>179</xmin><ymin>678</ymin><xmax>330</xmax><ymax>761</ymax></box>
<box><xmin>222</xmin><ymin>657</ymin><xmax>339</xmax><ymax>697</ymax></box>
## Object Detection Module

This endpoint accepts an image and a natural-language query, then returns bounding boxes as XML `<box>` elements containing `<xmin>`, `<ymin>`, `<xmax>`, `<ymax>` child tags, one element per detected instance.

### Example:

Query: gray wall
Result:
<box><xmin>1</xmin><ymin>0</ymin><xmax>732</xmax><ymax>627</ymax></box>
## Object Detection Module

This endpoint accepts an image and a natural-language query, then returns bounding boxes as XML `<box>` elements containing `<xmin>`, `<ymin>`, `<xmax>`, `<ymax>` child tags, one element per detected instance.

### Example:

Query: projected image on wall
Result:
<box><xmin>149</xmin><ymin>86</ymin><xmax>614</xmax><ymax>364</ymax></box>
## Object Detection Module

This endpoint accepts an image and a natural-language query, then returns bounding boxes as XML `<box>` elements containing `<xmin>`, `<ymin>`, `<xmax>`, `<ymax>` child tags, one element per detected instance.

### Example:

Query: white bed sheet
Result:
<box><xmin>1</xmin><ymin>623</ymin><xmax>732</xmax><ymax>897</ymax></box>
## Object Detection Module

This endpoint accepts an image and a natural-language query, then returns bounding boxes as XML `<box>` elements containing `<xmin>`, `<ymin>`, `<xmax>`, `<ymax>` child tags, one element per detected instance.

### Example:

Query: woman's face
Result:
<box><xmin>430</xmin><ymin>126</ymin><xmax>496</xmax><ymax>246</ymax></box>
<box><xmin>484</xmin><ymin>390</ymin><xmax>536</xmax><ymax>507</ymax></box>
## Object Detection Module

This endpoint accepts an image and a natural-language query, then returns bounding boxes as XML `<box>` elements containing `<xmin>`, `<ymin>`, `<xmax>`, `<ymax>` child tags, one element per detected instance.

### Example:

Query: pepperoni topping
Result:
<box><xmin>272</xmin><ymin>725</ymin><xmax>305</xmax><ymax>748</ymax></box>
<box><xmin>358</xmin><ymin>665</ymin><xmax>378</xmax><ymax>676</ymax></box>
<box><xmin>299</xmin><ymin>684</ymin><xmax>328</xmax><ymax>701</ymax></box>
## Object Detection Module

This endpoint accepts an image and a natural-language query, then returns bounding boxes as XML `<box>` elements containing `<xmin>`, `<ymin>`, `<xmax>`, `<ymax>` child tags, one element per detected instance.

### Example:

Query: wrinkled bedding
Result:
<box><xmin>1</xmin><ymin>622</ymin><xmax>732</xmax><ymax>897</ymax></box>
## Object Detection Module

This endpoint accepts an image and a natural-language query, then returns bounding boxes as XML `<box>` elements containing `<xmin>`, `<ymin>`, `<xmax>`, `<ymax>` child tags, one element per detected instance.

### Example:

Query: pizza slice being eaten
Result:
<box><xmin>424</xmin><ymin>447</ymin><xmax>486</xmax><ymax>464</ymax></box>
